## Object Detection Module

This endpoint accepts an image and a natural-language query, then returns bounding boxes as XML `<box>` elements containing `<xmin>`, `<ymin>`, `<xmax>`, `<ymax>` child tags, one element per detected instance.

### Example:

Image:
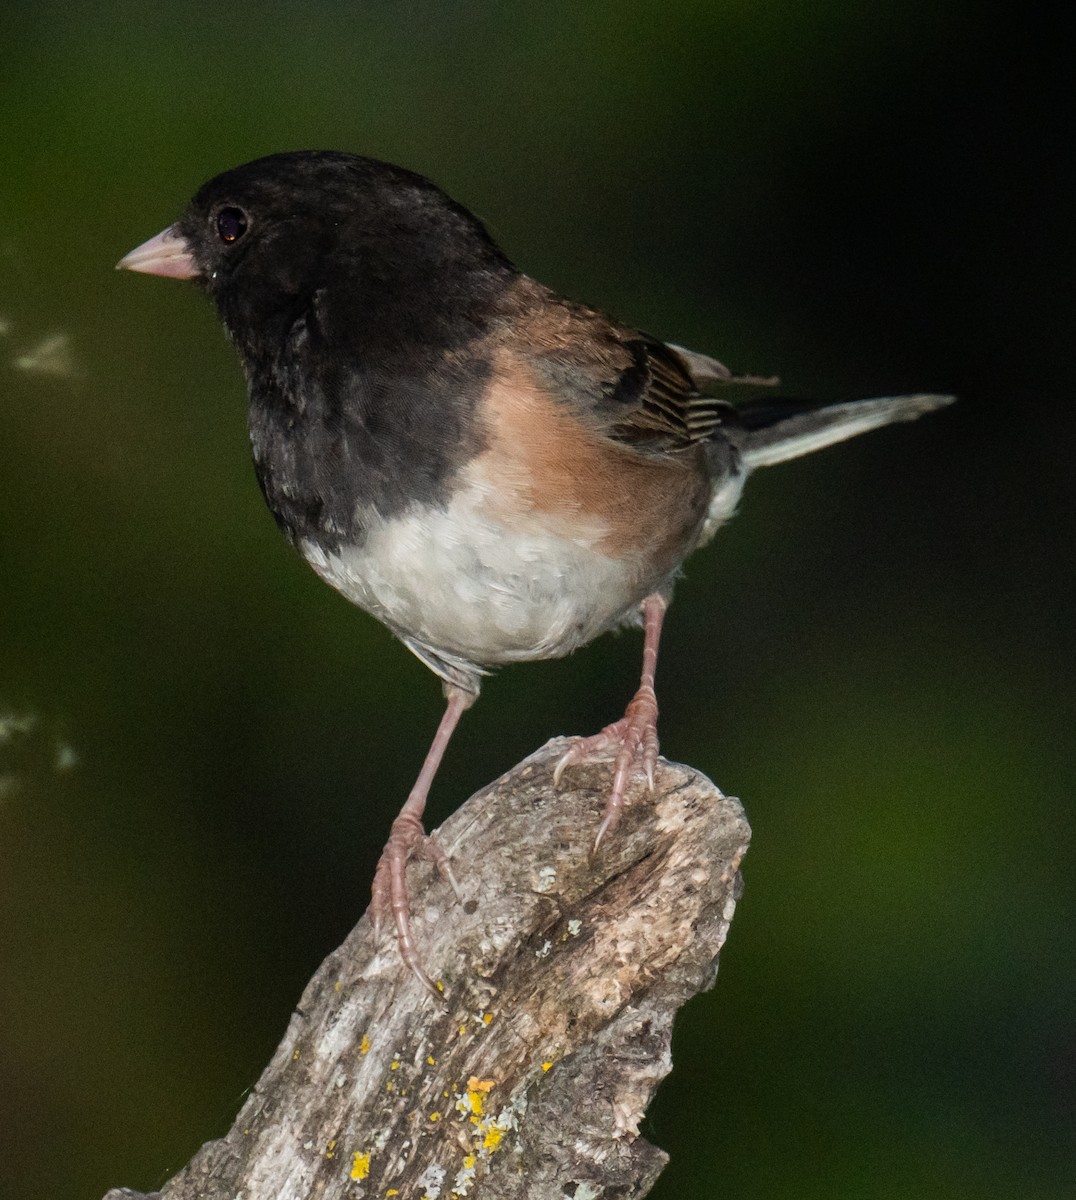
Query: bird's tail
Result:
<box><xmin>738</xmin><ymin>393</ymin><xmax>954</xmax><ymax>470</ymax></box>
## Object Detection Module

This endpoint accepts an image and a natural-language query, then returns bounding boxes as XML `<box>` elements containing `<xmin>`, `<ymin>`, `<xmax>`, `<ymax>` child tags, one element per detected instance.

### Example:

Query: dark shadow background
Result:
<box><xmin>2</xmin><ymin>3</ymin><xmax>1072</xmax><ymax>1197</ymax></box>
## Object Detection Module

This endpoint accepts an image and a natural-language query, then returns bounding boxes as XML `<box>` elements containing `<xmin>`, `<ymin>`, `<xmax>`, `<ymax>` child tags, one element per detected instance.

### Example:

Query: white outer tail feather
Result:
<box><xmin>740</xmin><ymin>393</ymin><xmax>955</xmax><ymax>470</ymax></box>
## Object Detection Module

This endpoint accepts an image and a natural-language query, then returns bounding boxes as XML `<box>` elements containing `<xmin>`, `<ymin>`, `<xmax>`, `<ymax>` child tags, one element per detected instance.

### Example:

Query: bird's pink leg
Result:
<box><xmin>371</xmin><ymin>685</ymin><xmax>473</xmax><ymax>997</ymax></box>
<box><xmin>554</xmin><ymin>593</ymin><xmax>667</xmax><ymax>850</ymax></box>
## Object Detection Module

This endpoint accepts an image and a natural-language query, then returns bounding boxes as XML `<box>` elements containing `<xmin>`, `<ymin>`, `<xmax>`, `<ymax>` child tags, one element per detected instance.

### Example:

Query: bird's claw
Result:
<box><xmin>555</xmin><ymin>684</ymin><xmax>660</xmax><ymax>851</ymax></box>
<box><xmin>370</xmin><ymin>813</ymin><xmax>457</xmax><ymax>999</ymax></box>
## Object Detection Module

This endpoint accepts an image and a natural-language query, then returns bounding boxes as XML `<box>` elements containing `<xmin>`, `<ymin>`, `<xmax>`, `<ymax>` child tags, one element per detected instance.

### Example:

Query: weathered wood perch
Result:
<box><xmin>103</xmin><ymin>738</ymin><xmax>750</xmax><ymax>1200</ymax></box>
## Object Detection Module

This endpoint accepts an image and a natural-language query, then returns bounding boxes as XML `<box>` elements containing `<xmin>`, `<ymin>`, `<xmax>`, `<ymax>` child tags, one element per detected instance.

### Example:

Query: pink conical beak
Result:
<box><xmin>116</xmin><ymin>226</ymin><xmax>199</xmax><ymax>280</ymax></box>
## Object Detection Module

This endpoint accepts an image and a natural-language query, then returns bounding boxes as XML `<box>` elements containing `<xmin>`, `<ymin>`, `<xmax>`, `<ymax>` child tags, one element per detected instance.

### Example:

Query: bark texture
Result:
<box><xmin>103</xmin><ymin>738</ymin><xmax>750</xmax><ymax>1200</ymax></box>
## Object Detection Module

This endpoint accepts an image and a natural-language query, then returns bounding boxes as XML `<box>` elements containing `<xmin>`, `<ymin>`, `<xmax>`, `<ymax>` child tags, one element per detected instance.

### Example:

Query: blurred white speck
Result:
<box><xmin>1</xmin><ymin>710</ymin><xmax>39</xmax><ymax>805</ymax></box>
<box><xmin>13</xmin><ymin>332</ymin><xmax>80</xmax><ymax>378</ymax></box>
<box><xmin>55</xmin><ymin>742</ymin><xmax>79</xmax><ymax>772</ymax></box>
<box><xmin>567</xmin><ymin>918</ymin><xmax>582</xmax><ymax>937</ymax></box>
<box><xmin>535</xmin><ymin>939</ymin><xmax>552</xmax><ymax>958</ymax></box>
<box><xmin>0</xmin><ymin>712</ymin><xmax>39</xmax><ymax>742</ymax></box>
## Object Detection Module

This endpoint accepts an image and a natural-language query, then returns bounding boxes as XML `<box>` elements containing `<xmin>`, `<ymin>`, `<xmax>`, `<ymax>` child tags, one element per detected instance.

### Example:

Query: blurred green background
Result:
<box><xmin>2</xmin><ymin>2</ymin><xmax>1072</xmax><ymax>1197</ymax></box>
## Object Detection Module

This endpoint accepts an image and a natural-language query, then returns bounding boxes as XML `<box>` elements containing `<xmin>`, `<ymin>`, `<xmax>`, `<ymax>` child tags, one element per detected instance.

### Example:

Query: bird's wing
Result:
<box><xmin>506</xmin><ymin>277</ymin><xmax>780</xmax><ymax>455</ymax></box>
<box><xmin>599</xmin><ymin>335</ymin><xmax>780</xmax><ymax>452</ymax></box>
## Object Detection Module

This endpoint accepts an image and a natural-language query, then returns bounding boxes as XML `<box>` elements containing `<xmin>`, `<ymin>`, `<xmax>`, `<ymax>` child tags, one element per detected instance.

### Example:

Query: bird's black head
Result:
<box><xmin>119</xmin><ymin>150</ymin><xmax>516</xmax><ymax>351</ymax></box>
<box><xmin>118</xmin><ymin>151</ymin><xmax>513</xmax><ymax>544</ymax></box>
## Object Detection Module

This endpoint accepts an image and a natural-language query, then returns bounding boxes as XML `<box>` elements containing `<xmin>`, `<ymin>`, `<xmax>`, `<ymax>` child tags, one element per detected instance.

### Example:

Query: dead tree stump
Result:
<box><xmin>103</xmin><ymin>737</ymin><xmax>750</xmax><ymax>1200</ymax></box>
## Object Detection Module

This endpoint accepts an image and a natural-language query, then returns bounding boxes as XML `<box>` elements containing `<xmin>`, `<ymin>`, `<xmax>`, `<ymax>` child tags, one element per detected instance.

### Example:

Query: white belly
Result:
<box><xmin>300</xmin><ymin>484</ymin><xmax>648</xmax><ymax>669</ymax></box>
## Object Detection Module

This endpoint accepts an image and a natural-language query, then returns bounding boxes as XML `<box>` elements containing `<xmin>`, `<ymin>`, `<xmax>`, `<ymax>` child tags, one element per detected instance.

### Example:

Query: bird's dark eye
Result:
<box><xmin>216</xmin><ymin>207</ymin><xmax>249</xmax><ymax>244</ymax></box>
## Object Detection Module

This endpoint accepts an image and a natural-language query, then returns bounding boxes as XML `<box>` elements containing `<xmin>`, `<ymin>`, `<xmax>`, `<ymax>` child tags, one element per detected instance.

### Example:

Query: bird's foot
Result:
<box><xmin>554</xmin><ymin>683</ymin><xmax>659</xmax><ymax>851</ymax></box>
<box><xmin>371</xmin><ymin>810</ymin><xmax>460</xmax><ymax>999</ymax></box>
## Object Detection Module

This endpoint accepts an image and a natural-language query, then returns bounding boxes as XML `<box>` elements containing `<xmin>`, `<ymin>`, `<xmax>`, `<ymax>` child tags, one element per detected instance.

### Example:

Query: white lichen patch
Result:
<box><xmin>535</xmin><ymin>939</ymin><xmax>552</xmax><ymax>959</ymax></box>
<box><xmin>534</xmin><ymin>864</ymin><xmax>557</xmax><ymax>892</ymax></box>
<box><xmin>451</xmin><ymin>1155</ymin><xmax>477</xmax><ymax>1196</ymax></box>
<box><xmin>417</xmin><ymin>1162</ymin><xmax>446</xmax><ymax>1199</ymax></box>
<box><xmin>453</xmin><ymin>1089</ymin><xmax>482</xmax><ymax>1118</ymax></box>
<box><xmin>567</xmin><ymin>918</ymin><xmax>582</xmax><ymax>937</ymax></box>
<box><xmin>443</xmin><ymin>1089</ymin><xmax>521</xmax><ymax>1196</ymax></box>
<box><xmin>477</xmin><ymin>1101</ymin><xmax>520</xmax><ymax>1149</ymax></box>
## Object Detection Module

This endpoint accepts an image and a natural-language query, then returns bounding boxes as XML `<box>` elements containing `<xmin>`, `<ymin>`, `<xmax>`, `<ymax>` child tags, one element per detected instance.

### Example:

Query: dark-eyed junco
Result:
<box><xmin>118</xmin><ymin>151</ymin><xmax>952</xmax><ymax>994</ymax></box>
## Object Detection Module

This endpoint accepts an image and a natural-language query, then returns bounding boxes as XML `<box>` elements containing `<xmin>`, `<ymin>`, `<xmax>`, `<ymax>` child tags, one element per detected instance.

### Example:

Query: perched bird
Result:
<box><xmin>118</xmin><ymin>151</ymin><xmax>952</xmax><ymax>994</ymax></box>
